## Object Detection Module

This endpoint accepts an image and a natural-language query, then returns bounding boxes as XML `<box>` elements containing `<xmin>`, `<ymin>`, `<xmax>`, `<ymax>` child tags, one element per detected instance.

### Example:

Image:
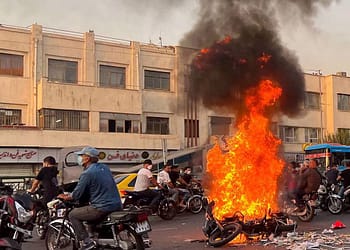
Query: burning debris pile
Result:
<box><xmin>180</xmin><ymin>0</ymin><xmax>338</xmax><ymax>221</ymax></box>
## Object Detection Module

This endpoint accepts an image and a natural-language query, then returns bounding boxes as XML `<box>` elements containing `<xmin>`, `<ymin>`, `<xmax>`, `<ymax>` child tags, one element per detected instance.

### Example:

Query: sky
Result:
<box><xmin>0</xmin><ymin>0</ymin><xmax>349</xmax><ymax>75</ymax></box>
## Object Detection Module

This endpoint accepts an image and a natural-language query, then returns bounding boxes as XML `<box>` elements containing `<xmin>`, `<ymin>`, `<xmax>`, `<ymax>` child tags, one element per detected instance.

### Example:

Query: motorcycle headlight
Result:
<box><xmin>318</xmin><ymin>185</ymin><xmax>327</xmax><ymax>194</ymax></box>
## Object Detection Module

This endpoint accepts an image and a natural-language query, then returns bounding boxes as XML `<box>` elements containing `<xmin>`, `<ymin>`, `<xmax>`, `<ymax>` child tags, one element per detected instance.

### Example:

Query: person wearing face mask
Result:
<box><xmin>182</xmin><ymin>167</ymin><xmax>201</xmax><ymax>186</ymax></box>
<box><xmin>57</xmin><ymin>146</ymin><xmax>122</xmax><ymax>250</ymax></box>
<box><xmin>134</xmin><ymin>159</ymin><xmax>162</xmax><ymax>213</ymax></box>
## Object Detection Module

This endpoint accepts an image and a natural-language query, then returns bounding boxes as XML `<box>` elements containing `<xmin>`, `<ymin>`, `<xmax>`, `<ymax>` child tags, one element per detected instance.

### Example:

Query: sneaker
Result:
<box><xmin>80</xmin><ymin>240</ymin><xmax>96</xmax><ymax>250</ymax></box>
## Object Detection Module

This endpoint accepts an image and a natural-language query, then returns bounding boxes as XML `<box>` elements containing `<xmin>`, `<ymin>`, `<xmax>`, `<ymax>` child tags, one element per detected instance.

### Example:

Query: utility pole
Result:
<box><xmin>317</xmin><ymin>70</ymin><xmax>323</xmax><ymax>143</ymax></box>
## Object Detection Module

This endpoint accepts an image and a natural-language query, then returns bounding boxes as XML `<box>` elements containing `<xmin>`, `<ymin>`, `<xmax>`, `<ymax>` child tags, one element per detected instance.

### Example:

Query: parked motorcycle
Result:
<box><xmin>202</xmin><ymin>201</ymin><xmax>296</xmax><ymax>248</ymax></box>
<box><xmin>314</xmin><ymin>179</ymin><xmax>343</xmax><ymax>215</ymax></box>
<box><xmin>326</xmin><ymin>182</ymin><xmax>350</xmax><ymax>215</ymax></box>
<box><xmin>123</xmin><ymin>188</ymin><xmax>177</xmax><ymax>220</ymax></box>
<box><xmin>45</xmin><ymin>198</ymin><xmax>152</xmax><ymax>250</ymax></box>
<box><xmin>0</xmin><ymin>184</ymin><xmax>51</xmax><ymax>249</ymax></box>
<box><xmin>177</xmin><ymin>183</ymin><xmax>204</xmax><ymax>214</ymax></box>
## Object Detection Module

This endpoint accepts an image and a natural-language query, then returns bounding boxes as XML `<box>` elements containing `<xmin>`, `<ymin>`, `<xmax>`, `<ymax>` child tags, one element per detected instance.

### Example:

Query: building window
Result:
<box><xmin>100</xmin><ymin>113</ymin><xmax>140</xmax><ymax>133</ymax></box>
<box><xmin>0</xmin><ymin>53</ymin><xmax>23</xmax><ymax>76</ymax></box>
<box><xmin>184</xmin><ymin>119</ymin><xmax>199</xmax><ymax>138</ymax></box>
<box><xmin>338</xmin><ymin>128</ymin><xmax>350</xmax><ymax>136</ymax></box>
<box><xmin>337</xmin><ymin>94</ymin><xmax>350</xmax><ymax>111</ymax></box>
<box><xmin>279</xmin><ymin>126</ymin><xmax>297</xmax><ymax>143</ymax></box>
<box><xmin>305</xmin><ymin>127</ymin><xmax>320</xmax><ymax>143</ymax></box>
<box><xmin>39</xmin><ymin>109</ymin><xmax>88</xmax><ymax>131</ymax></box>
<box><xmin>146</xmin><ymin>117</ymin><xmax>169</xmax><ymax>134</ymax></box>
<box><xmin>210</xmin><ymin>116</ymin><xmax>232</xmax><ymax>136</ymax></box>
<box><xmin>144</xmin><ymin>70</ymin><xmax>170</xmax><ymax>91</ymax></box>
<box><xmin>0</xmin><ymin>109</ymin><xmax>21</xmax><ymax>125</ymax></box>
<box><xmin>99</xmin><ymin>65</ymin><xmax>125</xmax><ymax>88</ymax></box>
<box><xmin>48</xmin><ymin>59</ymin><xmax>77</xmax><ymax>83</ymax></box>
<box><xmin>304</xmin><ymin>92</ymin><xmax>320</xmax><ymax>110</ymax></box>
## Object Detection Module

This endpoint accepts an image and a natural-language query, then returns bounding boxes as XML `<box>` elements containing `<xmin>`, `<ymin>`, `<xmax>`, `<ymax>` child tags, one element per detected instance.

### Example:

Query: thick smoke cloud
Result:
<box><xmin>180</xmin><ymin>0</ymin><xmax>338</xmax><ymax>117</ymax></box>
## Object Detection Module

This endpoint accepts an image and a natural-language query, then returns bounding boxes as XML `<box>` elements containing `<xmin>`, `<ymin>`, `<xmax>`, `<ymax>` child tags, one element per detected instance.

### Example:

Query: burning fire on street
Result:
<box><xmin>206</xmin><ymin>79</ymin><xmax>284</xmax><ymax>221</ymax></box>
<box><xmin>190</xmin><ymin>36</ymin><xmax>288</xmax><ymax>220</ymax></box>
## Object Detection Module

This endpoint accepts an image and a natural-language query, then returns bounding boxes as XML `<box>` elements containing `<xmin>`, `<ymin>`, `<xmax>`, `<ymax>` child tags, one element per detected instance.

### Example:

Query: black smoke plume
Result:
<box><xmin>180</xmin><ymin>0</ymin><xmax>338</xmax><ymax>117</ymax></box>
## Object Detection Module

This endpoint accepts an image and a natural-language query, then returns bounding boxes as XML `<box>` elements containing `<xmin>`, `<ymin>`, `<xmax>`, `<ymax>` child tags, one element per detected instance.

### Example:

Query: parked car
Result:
<box><xmin>114</xmin><ymin>173</ymin><xmax>157</xmax><ymax>198</ymax></box>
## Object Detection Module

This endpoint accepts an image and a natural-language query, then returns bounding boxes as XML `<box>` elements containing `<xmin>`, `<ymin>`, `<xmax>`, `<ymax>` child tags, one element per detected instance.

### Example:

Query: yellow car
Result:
<box><xmin>114</xmin><ymin>173</ymin><xmax>157</xmax><ymax>198</ymax></box>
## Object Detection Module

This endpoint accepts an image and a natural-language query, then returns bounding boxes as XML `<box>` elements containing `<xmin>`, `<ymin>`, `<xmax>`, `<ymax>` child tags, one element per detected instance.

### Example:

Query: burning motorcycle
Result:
<box><xmin>202</xmin><ymin>201</ymin><xmax>296</xmax><ymax>248</ymax></box>
<box><xmin>0</xmin><ymin>184</ymin><xmax>51</xmax><ymax>249</ymax></box>
<box><xmin>45</xmin><ymin>198</ymin><xmax>152</xmax><ymax>250</ymax></box>
<box><xmin>123</xmin><ymin>188</ymin><xmax>177</xmax><ymax>220</ymax></box>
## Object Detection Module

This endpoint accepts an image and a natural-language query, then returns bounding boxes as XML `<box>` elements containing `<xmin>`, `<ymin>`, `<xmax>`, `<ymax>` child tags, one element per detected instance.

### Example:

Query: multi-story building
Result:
<box><xmin>1</xmin><ymin>23</ymin><xmax>350</xmax><ymax>176</ymax></box>
<box><xmin>279</xmin><ymin>72</ymin><xmax>350</xmax><ymax>162</ymax></box>
<box><xmin>0</xmin><ymin>24</ymin><xmax>233</xmax><ymax>176</ymax></box>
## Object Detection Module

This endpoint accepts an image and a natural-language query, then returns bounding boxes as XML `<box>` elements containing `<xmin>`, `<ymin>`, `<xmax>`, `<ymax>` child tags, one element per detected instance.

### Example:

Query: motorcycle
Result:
<box><xmin>315</xmin><ymin>178</ymin><xmax>343</xmax><ymax>215</ymax></box>
<box><xmin>285</xmin><ymin>192</ymin><xmax>318</xmax><ymax>222</ymax></box>
<box><xmin>177</xmin><ymin>183</ymin><xmax>204</xmax><ymax>214</ymax></box>
<box><xmin>202</xmin><ymin>201</ymin><xmax>296</xmax><ymax>248</ymax></box>
<box><xmin>45</xmin><ymin>198</ymin><xmax>152</xmax><ymax>250</ymax></box>
<box><xmin>326</xmin><ymin>182</ymin><xmax>350</xmax><ymax>215</ymax></box>
<box><xmin>0</xmin><ymin>184</ymin><xmax>51</xmax><ymax>249</ymax></box>
<box><xmin>123</xmin><ymin>188</ymin><xmax>177</xmax><ymax>220</ymax></box>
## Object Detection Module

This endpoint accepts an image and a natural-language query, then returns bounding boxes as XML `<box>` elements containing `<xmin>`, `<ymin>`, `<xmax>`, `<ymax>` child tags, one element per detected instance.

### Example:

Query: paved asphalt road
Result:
<box><xmin>23</xmin><ymin>208</ymin><xmax>350</xmax><ymax>249</ymax></box>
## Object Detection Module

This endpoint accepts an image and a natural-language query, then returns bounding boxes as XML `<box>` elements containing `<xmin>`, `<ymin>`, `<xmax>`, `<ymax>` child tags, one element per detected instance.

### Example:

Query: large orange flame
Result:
<box><xmin>207</xmin><ymin>80</ymin><xmax>284</xmax><ymax>220</ymax></box>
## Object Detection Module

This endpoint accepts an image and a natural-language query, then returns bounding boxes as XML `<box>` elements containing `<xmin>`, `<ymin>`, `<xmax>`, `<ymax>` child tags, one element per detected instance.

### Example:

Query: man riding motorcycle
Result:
<box><xmin>58</xmin><ymin>146</ymin><xmax>122</xmax><ymax>250</ymax></box>
<box><xmin>134</xmin><ymin>159</ymin><xmax>163</xmax><ymax>213</ymax></box>
<box><xmin>294</xmin><ymin>159</ymin><xmax>322</xmax><ymax>211</ymax></box>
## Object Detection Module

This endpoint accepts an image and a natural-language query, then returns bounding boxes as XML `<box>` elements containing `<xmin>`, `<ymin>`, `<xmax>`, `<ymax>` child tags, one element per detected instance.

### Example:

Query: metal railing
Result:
<box><xmin>0</xmin><ymin>176</ymin><xmax>34</xmax><ymax>191</ymax></box>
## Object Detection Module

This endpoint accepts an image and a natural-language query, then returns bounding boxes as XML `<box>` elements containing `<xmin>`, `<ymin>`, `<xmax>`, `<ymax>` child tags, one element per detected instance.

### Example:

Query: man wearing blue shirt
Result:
<box><xmin>58</xmin><ymin>146</ymin><xmax>122</xmax><ymax>250</ymax></box>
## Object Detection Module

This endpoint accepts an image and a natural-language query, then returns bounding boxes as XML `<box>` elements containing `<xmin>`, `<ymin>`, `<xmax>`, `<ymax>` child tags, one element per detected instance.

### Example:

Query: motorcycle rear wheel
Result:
<box><xmin>119</xmin><ymin>225</ymin><xmax>146</xmax><ymax>250</ymax></box>
<box><xmin>158</xmin><ymin>199</ymin><xmax>176</xmax><ymax>220</ymax></box>
<box><xmin>297</xmin><ymin>202</ymin><xmax>315</xmax><ymax>222</ymax></box>
<box><xmin>327</xmin><ymin>197</ymin><xmax>343</xmax><ymax>215</ymax></box>
<box><xmin>208</xmin><ymin>223</ymin><xmax>242</xmax><ymax>247</ymax></box>
<box><xmin>188</xmin><ymin>196</ymin><xmax>203</xmax><ymax>214</ymax></box>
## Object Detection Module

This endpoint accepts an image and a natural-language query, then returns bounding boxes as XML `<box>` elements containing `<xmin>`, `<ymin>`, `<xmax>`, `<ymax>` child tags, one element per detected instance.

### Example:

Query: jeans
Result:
<box><xmin>69</xmin><ymin>205</ymin><xmax>109</xmax><ymax>241</ymax></box>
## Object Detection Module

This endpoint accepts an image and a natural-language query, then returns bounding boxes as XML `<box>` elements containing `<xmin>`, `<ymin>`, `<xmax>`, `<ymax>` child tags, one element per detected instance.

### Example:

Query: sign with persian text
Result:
<box><xmin>0</xmin><ymin>147</ymin><xmax>164</xmax><ymax>164</ymax></box>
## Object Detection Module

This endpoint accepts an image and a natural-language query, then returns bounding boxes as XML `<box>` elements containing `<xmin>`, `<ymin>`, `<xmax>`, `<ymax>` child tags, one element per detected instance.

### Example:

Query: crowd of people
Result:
<box><xmin>282</xmin><ymin>158</ymin><xmax>350</xmax><ymax>211</ymax></box>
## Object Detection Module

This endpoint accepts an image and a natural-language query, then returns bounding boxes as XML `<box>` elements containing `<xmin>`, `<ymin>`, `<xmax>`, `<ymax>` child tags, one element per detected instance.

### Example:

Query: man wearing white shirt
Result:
<box><xmin>157</xmin><ymin>162</ymin><xmax>183</xmax><ymax>207</ymax></box>
<box><xmin>134</xmin><ymin>159</ymin><xmax>162</xmax><ymax>212</ymax></box>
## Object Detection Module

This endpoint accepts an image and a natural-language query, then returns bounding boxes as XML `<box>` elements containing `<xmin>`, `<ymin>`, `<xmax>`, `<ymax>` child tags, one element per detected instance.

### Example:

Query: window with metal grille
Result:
<box><xmin>144</xmin><ymin>70</ymin><xmax>170</xmax><ymax>90</ymax></box>
<box><xmin>337</xmin><ymin>94</ymin><xmax>350</xmax><ymax>111</ymax></box>
<box><xmin>0</xmin><ymin>53</ymin><xmax>23</xmax><ymax>76</ymax></box>
<box><xmin>99</xmin><ymin>65</ymin><xmax>125</xmax><ymax>88</ymax></box>
<box><xmin>39</xmin><ymin>109</ymin><xmax>88</xmax><ymax>131</ymax></box>
<box><xmin>146</xmin><ymin>117</ymin><xmax>169</xmax><ymax>134</ymax></box>
<box><xmin>0</xmin><ymin>109</ymin><xmax>21</xmax><ymax>125</ymax></box>
<box><xmin>304</xmin><ymin>92</ymin><xmax>320</xmax><ymax>110</ymax></box>
<box><xmin>184</xmin><ymin>119</ymin><xmax>199</xmax><ymax>138</ymax></box>
<box><xmin>48</xmin><ymin>59</ymin><xmax>77</xmax><ymax>83</ymax></box>
<box><xmin>100</xmin><ymin>112</ymin><xmax>140</xmax><ymax>133</ymax></box>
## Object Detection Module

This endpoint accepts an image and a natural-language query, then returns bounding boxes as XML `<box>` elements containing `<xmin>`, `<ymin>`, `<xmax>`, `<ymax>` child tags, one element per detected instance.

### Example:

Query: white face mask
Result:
<box><xmin>147</xmin><ymin>165</ymin><xmax>152</xmax><ymax>170</ymax></box>
<box><xmin>185</xmin><ymin>170</ymin><xmax>191</xmax><ymax>174</ymax></box>
<box><xmin>77</xmin><ymin>155</ymin><xmax>84</xmax><ymax>166</ymax></box>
